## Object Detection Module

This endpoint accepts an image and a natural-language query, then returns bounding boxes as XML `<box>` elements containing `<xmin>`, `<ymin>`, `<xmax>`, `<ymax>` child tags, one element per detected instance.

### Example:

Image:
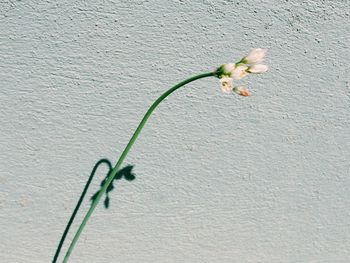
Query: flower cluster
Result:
<box><xmin>216</xmin><ymin>48</ymin><xmax>268</xmax><ymax>96</ymax></box>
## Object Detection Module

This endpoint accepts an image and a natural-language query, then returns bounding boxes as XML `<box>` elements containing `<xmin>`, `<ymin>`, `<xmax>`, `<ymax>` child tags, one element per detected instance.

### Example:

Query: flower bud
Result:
<box><xmin>223</xmin><ymin>63</ymin><xmax>235</xmax><ymax>74</ymax></box>
<box><xmin>243</xmin><ymin>48</ymin><xmax>267</xmax><ymax>65</ymax></box>
<box><xmin>233</xmin><ymin>86</ymin><xmax>250</xmax><ymax>97</ymax></box>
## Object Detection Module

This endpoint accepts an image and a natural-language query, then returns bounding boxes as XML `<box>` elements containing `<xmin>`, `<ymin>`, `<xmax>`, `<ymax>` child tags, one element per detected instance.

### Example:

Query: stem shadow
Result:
<box><xmin>52</xmin><ymin>158</ymin><xmax>136</xmax><ymax>263</ymax></box>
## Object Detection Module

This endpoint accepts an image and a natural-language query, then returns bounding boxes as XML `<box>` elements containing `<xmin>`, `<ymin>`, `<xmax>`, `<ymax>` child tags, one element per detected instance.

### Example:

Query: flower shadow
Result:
<box><xmin>91</xmin><ymin>163</ymin><xmax>136</xmax><ymax>209</ymax></box>
<box><xmin>53</xmin><ymin>158</ymin><xmax>136</xmax><ymax>263</ymax></box>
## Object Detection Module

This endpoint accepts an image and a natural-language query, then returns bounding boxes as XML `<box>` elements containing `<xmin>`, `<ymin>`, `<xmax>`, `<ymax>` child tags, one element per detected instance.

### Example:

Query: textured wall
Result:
<box><xmin>1</xmin><ymin>0</ymin><xmax>349</xmax><ymax>262</ymax></box>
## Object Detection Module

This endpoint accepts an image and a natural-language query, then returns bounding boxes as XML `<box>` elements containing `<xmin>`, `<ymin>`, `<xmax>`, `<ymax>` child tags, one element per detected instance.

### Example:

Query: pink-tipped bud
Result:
<box><xmin>233</xmin><ymin>86</ymin><xmax>250</xmax><ymax>97</ymax></box>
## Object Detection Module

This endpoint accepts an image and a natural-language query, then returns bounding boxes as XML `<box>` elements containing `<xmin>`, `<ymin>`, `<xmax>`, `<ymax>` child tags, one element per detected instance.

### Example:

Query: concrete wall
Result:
<box><xmin>1</xmin><ymin>0</ymin><xmax>349</xmax><ymax>262</ymax></box>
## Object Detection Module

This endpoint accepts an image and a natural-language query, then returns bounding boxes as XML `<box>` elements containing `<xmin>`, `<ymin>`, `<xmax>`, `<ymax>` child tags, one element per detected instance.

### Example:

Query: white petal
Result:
<box><xmin>232</xmin><ymin>65</ymin><xmax>249</xmax><ymax>80</ymax></box>
<box><xmin>248</xmin><ymin>64</ymin><xmax>268</xmax><ymax>73</ymax></box>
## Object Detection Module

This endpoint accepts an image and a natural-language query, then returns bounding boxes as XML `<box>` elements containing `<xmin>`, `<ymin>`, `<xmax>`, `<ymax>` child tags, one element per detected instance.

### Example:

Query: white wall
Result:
<box><xmin>1</xmin><ymin>1</ymin><xmax>349</xmax><ymax>262</ymax></box>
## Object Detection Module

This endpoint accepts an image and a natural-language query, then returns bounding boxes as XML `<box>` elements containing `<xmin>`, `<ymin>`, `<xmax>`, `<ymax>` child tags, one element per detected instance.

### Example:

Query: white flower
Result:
<box><xmin>223</xmin><ymin>63</ymin><xmax>235</xmax><ymax>74</ymax></box>
<box><xmin>248</xmin><ymin>64</ymin><xmax>268</xmax><ymax>74</ymax></box>
<box><xmin>243</xmin><ymin>48</ymin><xmax>267</xmax><ymax>65</ymax></box>
<box><xmin>219</xmin><ymin>77</ymin><xmax>233</xmax><ymax>94</ymax></box>
<box><xmin>233</xmin><ymin>86</ymin><xmax>250</xmax><ymax>97</ymax></box>
<box><xmin>216</xmin><ymin>48</ymin><xmax>268</xmax><ymax>96</ymax></box>
<box><xmin>232</xmin><ymin>65</ymin><xmax>249</xmax><ymax>80</ymax></box>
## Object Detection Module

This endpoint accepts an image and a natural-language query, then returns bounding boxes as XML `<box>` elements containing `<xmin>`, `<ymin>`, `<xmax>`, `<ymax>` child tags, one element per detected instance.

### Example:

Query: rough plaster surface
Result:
<box><xmin>1</xmin><ymin>0</ymin><xmax>350</xmax><ymax>262</ymax></box>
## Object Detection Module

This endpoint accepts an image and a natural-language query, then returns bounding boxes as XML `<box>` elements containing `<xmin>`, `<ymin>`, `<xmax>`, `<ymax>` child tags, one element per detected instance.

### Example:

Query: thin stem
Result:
<box><xmin>52</xmin><ymin>159</ymin><xmax>112</xmax><ymax>263</ymax></box>
<box><xmin>62</xmin><ymin>72</ymin><xmax>216</xmax><ymax>262</ymax></box>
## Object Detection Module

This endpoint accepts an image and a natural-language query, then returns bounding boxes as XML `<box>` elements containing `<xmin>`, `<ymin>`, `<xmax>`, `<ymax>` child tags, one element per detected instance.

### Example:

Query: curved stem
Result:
<box><xmin>53</xmin><ymin>159</ymin><xmax>113</xmax><ymax>263</ymax></box>
<box><xmin>62</xmin><ymin>71</ymin><xmax>216</xmax><ymax>262</ymax></box>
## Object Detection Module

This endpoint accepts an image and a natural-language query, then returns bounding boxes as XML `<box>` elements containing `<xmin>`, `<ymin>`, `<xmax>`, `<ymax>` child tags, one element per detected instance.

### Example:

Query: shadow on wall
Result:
<box><xmin>91</xmin><ymin>163</ymin><xmax>136</xmax><ymax>208</ymax></box>
<box><xmin>52</xmin><ymin>158</ymin><xmax>136</xmax><ymax>263</ymax></box>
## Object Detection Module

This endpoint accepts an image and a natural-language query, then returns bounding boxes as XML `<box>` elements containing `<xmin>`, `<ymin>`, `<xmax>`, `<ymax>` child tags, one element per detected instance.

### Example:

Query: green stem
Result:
<box><xmin>62</xmin><ymin>71</ymin><xmax>216</xmax><ymax>262</ymax></box>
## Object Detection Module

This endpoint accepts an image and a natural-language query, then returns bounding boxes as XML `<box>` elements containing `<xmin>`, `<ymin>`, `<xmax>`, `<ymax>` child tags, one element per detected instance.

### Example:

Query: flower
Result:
<box><xmin>248</xmin><ymin>64</ymin><xmax>268</xmax><ymax>74</ymax></box>
<box><xmin>233</xmin><ymin>86</ymin><xmax>250</xmax><ymax>97</ymax></box>
<box><xmin>242</xmin><ymin>48</ymin><xmax>267</xmax><ymax>65</ymax></box>
<box><xmin>216</xmin><ymin>48</ymin><xmax>268</xmax><ymax>96</ymax></box>
<box><xmin>232</xmin><ymin>64</ymin><xmax>249</xmax><ymax>80</ymax></box>
<box><xmin>219</xmin><ymin>77</ymin><xmax>233</xmax><ymax>94</ymax></box>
